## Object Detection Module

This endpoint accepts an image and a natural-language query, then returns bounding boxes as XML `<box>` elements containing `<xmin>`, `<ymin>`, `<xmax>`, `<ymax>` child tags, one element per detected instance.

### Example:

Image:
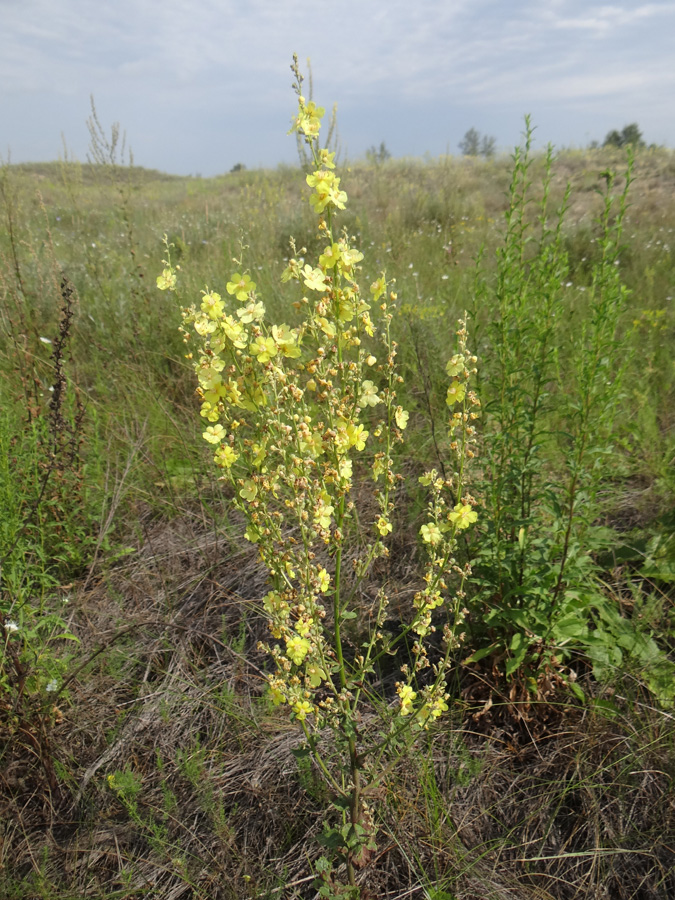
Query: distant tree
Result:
<box><xmin>459</xmin><ymin>127</ymin><xmax>480</xmax><ymax>156</ymax></box>
<box><xmin>366</xmin><ymin>141</ymin><xmax>391</xmax><ymax>165</ymax></box>
<box><xmin>603</xmin><ymin>130</ymin><xmax>623</xmax><ymax>149</ymax></box>
<box><xmin>230</xmin><ymin>162</ymin><xmax>246</xmax><ymax>173</ymax></box>
<box><xmin>620</xmin><ymin>123</ymin><xmax>644</xmax><ymax>147</ymax></box>
<box><xmin>603</xmin><ymin>123</ymin><xmax>645</xmax><ymax>149</ymax></box>
<box><xmin>459</xmin><ymin>128</ymin><xmax>496</xmax><ymax>158</ymax></box>
<box><xmin>480</xmin><ymin>134</ymin><xmax>496</xmax><ymax>158</ymax></box>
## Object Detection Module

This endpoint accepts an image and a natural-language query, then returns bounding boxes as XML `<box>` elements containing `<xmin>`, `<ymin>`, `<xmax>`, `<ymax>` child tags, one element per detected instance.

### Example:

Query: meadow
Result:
<box><xmin>1</xmin><ymin>97</ymin><xmax>674</xmax><ymax>900</ymax></box>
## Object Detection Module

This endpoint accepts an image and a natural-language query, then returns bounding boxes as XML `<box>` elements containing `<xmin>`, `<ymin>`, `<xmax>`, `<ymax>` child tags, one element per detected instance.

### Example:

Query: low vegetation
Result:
<box><xmin>1</xmin><ymin>65</ymin><xmax>674</xmax><ymax>899</ymax></box>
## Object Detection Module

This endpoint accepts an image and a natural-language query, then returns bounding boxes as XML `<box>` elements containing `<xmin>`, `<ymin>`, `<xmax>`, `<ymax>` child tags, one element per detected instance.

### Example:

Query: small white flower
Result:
<box><xmin>5</xmin><ymin>621</ymin><xmax>19</xmax><ymax>633</ymax></box>
<box><xmin>46</xmin><ymin>679</ymin><xmax>58</xmax><ymax>692</ymax></box>
<box><xmin>39</xmin><ymin>336</ymin><xmax>52</xmax><ymax>344</ymax></box>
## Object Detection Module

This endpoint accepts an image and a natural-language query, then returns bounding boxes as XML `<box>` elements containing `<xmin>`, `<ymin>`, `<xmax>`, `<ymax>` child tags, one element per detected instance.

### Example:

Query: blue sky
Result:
<box><xmin>2</xmin><ymin>0</ymin><xmax>674</xmax><ymax>175</ymax></box>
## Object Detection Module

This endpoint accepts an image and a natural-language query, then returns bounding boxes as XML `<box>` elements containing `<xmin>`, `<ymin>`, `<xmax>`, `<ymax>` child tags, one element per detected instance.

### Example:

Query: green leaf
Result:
<box><xmin>291</xmin><ymin>747</ymin><xmax>311</xmax><ymax>759</ymax></box>
<box><xmin>552</xmin><ymin>614</ymin><xmax>589</xmax><ymax>641</ymax></box>
<box><xmin>317</xmin><ymin>828</ymin><xmax>347</xmax><ymax>851</ymax></box>
<box><xmin>505</xmin><ymin>639</ymin><xmax>528</xmax><ymax>677</ymax></box>
<box><xmin>509</xmin><ymin>631</ymin><xmax>525</xmax><ymax>652</ymax></box>
<box><xmin>462</xmin><ymin>643</ymin><xmax>499</xmax><ymax>664</ymax></box>
<box><xmin>568</xmin><ymin>681</ymin><xmax>586</xmax><ymax>703</ymax></box>
<box><xmin>641</xmin><ymin>533</ymin><xmax>675</xmax><ymax>582</ymax></box>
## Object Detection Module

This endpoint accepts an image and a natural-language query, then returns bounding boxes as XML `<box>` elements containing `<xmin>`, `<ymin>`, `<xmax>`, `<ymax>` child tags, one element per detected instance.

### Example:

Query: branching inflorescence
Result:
<box><xmin>158</xmin><ymin>56</ymin><xmax>479</xmax><ymax>891</ymax></box>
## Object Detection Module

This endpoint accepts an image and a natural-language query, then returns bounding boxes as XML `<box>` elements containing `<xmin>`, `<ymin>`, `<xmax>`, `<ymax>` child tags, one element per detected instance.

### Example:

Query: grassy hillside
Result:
<box><xmin>1</xmin><ymin>137</ymin><xmax>674</xmax><ymax>899</ymax></box>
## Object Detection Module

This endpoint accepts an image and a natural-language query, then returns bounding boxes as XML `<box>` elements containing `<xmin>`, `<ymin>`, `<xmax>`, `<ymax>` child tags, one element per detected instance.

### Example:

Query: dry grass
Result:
<box><xmin>2</xmin><ymin>499</ymin><xmax>673</xmax><ymax>900</ymax></box>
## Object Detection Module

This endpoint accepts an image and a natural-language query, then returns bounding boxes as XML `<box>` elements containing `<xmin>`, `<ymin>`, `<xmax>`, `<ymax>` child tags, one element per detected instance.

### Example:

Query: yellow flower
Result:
<box><xmin>306</xmin><ymin>170</ymin><xmax>347</xmax><ymax>213</ymax></box>
<box><xmin>347</xmin><ymin>423</ymin><xmax>368</xmax><ymax>451</ymax></box>
<box><xmin>306</xmin><ymin>663</ymin><xmax>326</xmax><ymax>688</ymax></box>
<box><xmin>295</xmin><ymin>616</ymin><xmax>313</xmax><ymax>637</ymax></box>
<box><xmin>302</xmin><ymin>265</ymin><xmax>328</xmax><ymax>292</ymax></box>
<box><xmin>395</xmin><ymin>407</ymin><xmax>409</xmax><ymax>429</ymax></box>
<box><xmin>339</xmin><ymin>246</ymin><xmax>364</xmax><ymax>270</ymax></box>
<box><xmin>426</xmin><ymin>591</ymin><xmax>444</xmax><ymax>610</ymax></box>
<box><xmin>224</xmin><ymin>380</ymin><xmax>242</xmax><ymax>404</ymax></box>
<box><xmin>397</xmin><ymin>683</ymin><xmax>417</xmax><ymax>716</ymax></box>
<box><xmin>293</xmin><ymin>98</ymin><xmax>325</xmax><ymax>137</ymax></box>
<box><xmin>214</xmin><ymin>444</ymin><xmax>238</xmax><ymax>468</ymax></box>
<box><xmin>338</xmin><ymin>458</ymin><xmax>352</xmax><ymax>480</ymax></box>
<box><xmin>239</xmin><ymin>480</ymin><xmax>258</xmax><ymax>502</ymax></box>
<box><xmin>370</xmin><ymin>276</ymin><xmax>386</xmax><ymax>301</ymax></box>
<box><xmin>420</xmin><ymin>523</ymin><xmax>442</xmax><ymax>545</ymax></box>
<box><xmin>286</xmin><ymin>635</ymin><xmax>310</xmax><ymax>665</ymax></box>
<box><xmin>272</xmin><ymin>324</ymin><xmax>301</xmax><ymax>358</ymax></box>
<box><xmin>264</xmin><ymin>590</ymin><xmax>289</xmax><ymax>618</ymax></box>
<box><xmin>250</xmin><ymin>335</ymin><xmax>278</xmax><ymax>363</ymax></box>
<box><xmin>194</xmin><ymin>315</ymin><xmax>217</xmax><ymax>336</ymax></box>
<box><xmin>319</xmin><ymin>148</ymin><xmax>335</xmax><ymax>169</ymax></box>
<box><xmin>299</xmin><ymin>430</ymin><xmax>324</xmax><ymax>458</ymax></box>
<box><xmin>449</xmin><ymin>503</ymin><xmax>478</xmax><ymax>530</ymax></box>
<box><xmin>201</xmin><ymin>291</ymin><xmax>224</xmax><ymax>319</ymax></box>
<box><xmin>445</xmin><ymin>354</ymin><xmax>465</xmax><ymax>377</ymax></box>
<box><xmin>293</xmin><ymin>699</ymin><xmax>313</xmax><ymax>721</ymax></box>
<box><xmin>361</xmin><ymin>312</ymin><xmax>375</xmax><ymax>336</ymax></box>
<box><xmin>226</xmin><ymin>272</ymin><xmax>256</xmax><ymax>301</ymax></box>
<box><xmin>372</xmin><ymin>458</ymin><xmax>386</xmax><ymax>481</ymax></box>
<box><xmin>317</xmin><ymin>317</ymin><xmax>336</xmax><ymax>337</ymax></box>
<box><xmin>417</xmin><ymin>695</ymin><xmax>449</xmax><ymax>728</ymax></box>
<box><xmin>336</xmin><ymin>295</ymin><xmax>356</xmax><ymax>323</ymax></box>
<box><xmin>251</xmin><ymin>442</ymin><xmax>267</xmax><ymax>469</ymax></box>
<box><xmin>376</xmin><ymin>516</ymin><xmax>393</xmax><ymax>536</ymax></box>
<box><xmin>318</xmin><ymin>568</ymin><xmax>331</xmax><ymax>592</ymax></box>
<box><xmin>314</xmin><ymin>498</ymin><xmax>334</xmax><ymax>530</ymax></box>
<box><xmin>200</xmin><ymin>402</ymin><xmax>219</xmax><ymax>422</ymax></box>
<box><xmin>221</xmin><ymin>315</ymin><xmax>248</xmax><ymax>347</ymax></box>
<box><xmin>359</xmin><ymin>380</ymin><xmax>381</xmax><ymax>407</ymax></box>
<box><xmin>199</xmin><ymin>365</ymin><xmax>223</xmax><ymax>391</ymax></box>
<box><xmin>319</xmin><ymin>243</ymin><xmax>342</xmax><ymax>269</ymax></box>
<box><xmin>156</xmin><ymin>267</ymin><xmax>177</xmax><ymax>291</ymax></box>
<box><xmin>268</xmin><ymin>684</ymin><xmax>286</xmax><ymax>706</ymax></box>
<box><xmin>446</xmin><ymin>382</ymin><xmax>466</xmax><ymax>406</ymax></box>
<box><xmin>203</xmin><ymin>424</ymin><xmax>225</xmax><ymax>444</ymax></box>
<box><xmin>237</xmin><ymin>300</ymin><xmax>265</xmax><ymax>323</ymax></box>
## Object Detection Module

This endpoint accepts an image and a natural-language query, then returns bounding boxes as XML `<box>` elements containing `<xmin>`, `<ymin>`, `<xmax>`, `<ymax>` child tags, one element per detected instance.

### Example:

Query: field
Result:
<box><xmin>1</xmin><ymin>126</ymin><xmax>674</xmax><ymax>900</ymax></box>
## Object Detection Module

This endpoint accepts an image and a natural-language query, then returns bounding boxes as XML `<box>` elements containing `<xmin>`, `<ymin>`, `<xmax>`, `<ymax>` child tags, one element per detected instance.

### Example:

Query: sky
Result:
<box><xmin>2</xmin><ymin>0</ymin><xmax>674</xmax><ymax>176</ymax></box>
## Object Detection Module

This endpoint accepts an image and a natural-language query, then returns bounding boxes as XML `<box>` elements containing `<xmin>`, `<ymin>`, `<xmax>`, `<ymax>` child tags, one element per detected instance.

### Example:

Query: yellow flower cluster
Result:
<box><xmin>160</xmin><ymin>73</ymin><xmax>477</xmax><ymax>747</ymax></box>
<box><xmin>157</xmin><ymin>87</ymin><xmax>413</xmax><ymax>729</ymax></box>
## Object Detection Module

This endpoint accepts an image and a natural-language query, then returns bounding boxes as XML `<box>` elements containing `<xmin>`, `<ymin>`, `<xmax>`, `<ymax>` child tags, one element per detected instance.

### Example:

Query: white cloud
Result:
<box><xmin>1</xmin><ymin>0</ymin><xmax>673</xmax><ymax>171</ymax></box>
<box><xmin>542</xmin><ymin>1</ymin><xmax>673</xmax><ymax>33</ymax></box>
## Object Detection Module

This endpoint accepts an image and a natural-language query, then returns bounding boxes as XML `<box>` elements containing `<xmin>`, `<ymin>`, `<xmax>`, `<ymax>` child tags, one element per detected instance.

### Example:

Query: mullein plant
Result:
<box><xmin>158</xmin><ymin>57</ymin><xmax>479</xmax><ymax>894</ymax></box>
